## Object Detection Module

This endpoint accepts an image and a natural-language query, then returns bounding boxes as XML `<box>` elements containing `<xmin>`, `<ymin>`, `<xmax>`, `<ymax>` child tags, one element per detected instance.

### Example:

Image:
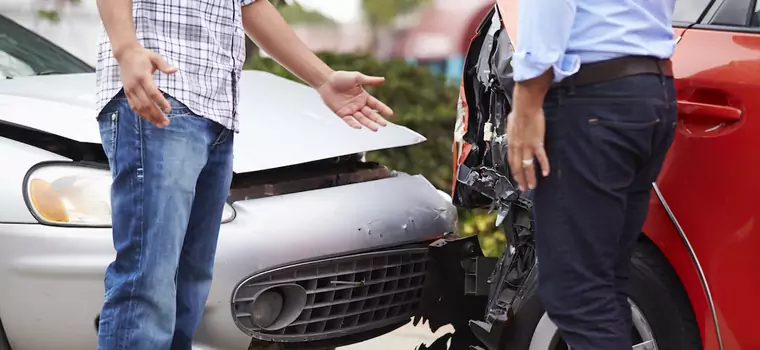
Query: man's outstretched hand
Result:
<box><xmin>316</xmin><ymin>71</ymin><xmax>394</xmax><ymax>131</ymax></box>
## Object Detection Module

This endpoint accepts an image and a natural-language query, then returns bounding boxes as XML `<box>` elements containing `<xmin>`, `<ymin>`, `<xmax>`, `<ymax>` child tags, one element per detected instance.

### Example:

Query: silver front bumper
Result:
<box><xmin>0</xmin><ymin>174</ymin><xmax>457</xmax><ymax>350</ymax></box>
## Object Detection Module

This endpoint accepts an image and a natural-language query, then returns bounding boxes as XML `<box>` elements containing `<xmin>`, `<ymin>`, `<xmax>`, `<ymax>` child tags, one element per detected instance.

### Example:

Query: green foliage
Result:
<box><xmin>279</xmin><ymin>2</ymin><xmax>337</xmax><ymax>26</ymax></box>
<box><xmin>36</xmin><ymin>0</ymin><xmax>81</xmax><ymax>23</ymax></box>
<box><xmin>36</xmin><ymin>9</ymin><xmax>61</xmax><ymax>23</ymax></box>
<box><xmin>245</xmin><ymin>53</ymin><xmax>505</xmax><ymax>257</ymax></box>
<box><xmin>360</xmin><ymin>0</ymin><xmax>431</xmax><ymax>26</ymax></box>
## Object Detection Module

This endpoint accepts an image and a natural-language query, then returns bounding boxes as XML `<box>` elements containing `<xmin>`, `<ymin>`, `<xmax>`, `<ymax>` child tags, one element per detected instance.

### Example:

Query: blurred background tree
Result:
<box><xmin>360</xmin><ymin>0</ymin><xmax>429</xmax><ymax>54</ymax></box>
<box><xmin>245</xmin><ymin>0</ymin><xmax>339</xmax><ymax>61</ymax></box>
<box><xmin>35</xmin><ymin>0</ymin><xmax>81</xmax><ymax>23</ymax></box>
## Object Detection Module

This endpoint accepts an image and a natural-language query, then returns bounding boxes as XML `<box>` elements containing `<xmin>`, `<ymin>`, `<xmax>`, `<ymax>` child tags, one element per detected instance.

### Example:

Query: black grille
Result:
<box><xmin>232</xmin><ymin>247</ymin><xmax>430</xmax><ymax>342</ymax></box>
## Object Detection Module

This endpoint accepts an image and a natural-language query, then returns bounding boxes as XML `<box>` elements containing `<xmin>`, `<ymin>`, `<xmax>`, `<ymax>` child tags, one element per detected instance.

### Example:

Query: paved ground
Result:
<box><xmin>339</xmin><ymin>323</ymin><xmax>454</xmax><ymax>350</ymax></box>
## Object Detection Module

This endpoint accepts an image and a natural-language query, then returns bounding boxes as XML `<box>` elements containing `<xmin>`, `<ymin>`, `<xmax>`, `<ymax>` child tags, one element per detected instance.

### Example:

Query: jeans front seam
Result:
<box><xmin>120</xmin><ymin>113</ymin><xmax>146</xmax><ymax>350</ymax></box>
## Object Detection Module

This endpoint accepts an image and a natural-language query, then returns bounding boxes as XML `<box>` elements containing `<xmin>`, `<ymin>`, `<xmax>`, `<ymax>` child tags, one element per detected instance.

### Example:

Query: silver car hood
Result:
<box><xmin>0</xmin><ymin>71</ymin><xmax>425</xmax><ymax>173</ymax></box>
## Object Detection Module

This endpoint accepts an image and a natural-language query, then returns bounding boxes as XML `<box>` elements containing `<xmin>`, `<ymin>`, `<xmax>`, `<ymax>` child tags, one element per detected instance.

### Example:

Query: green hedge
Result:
<box><xmin>245</xmin><ymin>53</ymin><xmax>504</xmax><ymax>257</ymax></box>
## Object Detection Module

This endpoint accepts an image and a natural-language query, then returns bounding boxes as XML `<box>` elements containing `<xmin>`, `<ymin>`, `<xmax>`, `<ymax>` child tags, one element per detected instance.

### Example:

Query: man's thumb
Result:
<box><xmin>356</xmin><ymin>73</ymin><xmax>385</xmax><ymax>86</ymax></box>
<box><xmin>152</xmin><ymin>54</ymin><xmax>177</xmax><ymax>75</ymax></box>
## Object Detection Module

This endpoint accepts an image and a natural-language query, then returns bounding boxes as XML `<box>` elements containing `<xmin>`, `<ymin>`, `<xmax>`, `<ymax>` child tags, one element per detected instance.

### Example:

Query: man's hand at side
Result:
<box><xmin>507</xmin><ymin>69</ymin><xmax>553</xmax><ymax>191</ymax></box>
<box><xmin>116</xmin><ymin>45</ymin><xmax>177</xmax><ymax>128</ymax></box>
<box><xmin>241</xmin><ymin>0</ymin><xmax>393</xmax><ymax>131</ymax></box>
<box><xmin>96</xmin><ymin>0</ymin><xmax>177</xmax><ymax>128</ymax></box>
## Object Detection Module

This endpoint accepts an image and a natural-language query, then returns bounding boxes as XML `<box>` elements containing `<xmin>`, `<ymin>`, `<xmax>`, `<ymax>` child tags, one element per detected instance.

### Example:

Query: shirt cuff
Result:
<box><xmin>241</xmin><ymin>0</ymin><xmax>256</xmax><ymax>6</ymax></box>
<box><xmin>511</xmin><ymin>51</ymin><xmax>581</xmax><ymax>83</ymax></box>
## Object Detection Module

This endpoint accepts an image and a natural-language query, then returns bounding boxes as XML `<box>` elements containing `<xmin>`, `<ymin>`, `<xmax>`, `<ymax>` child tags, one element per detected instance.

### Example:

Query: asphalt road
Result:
<box><xmin>339</xmin><ymin>323</ymin><xmax>454</xmax><ymax>350</ymax></box>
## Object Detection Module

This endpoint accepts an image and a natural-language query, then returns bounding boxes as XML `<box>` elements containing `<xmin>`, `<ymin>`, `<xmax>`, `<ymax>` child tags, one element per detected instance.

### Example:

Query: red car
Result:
<box><xmin>421</xmin><ymin>0</ymin><xmax>760</xmax><ymax>349</ymax></box>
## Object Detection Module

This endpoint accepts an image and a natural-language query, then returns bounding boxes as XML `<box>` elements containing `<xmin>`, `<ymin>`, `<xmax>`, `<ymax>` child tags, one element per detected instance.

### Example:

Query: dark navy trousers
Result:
<box><xmin>533</xmin><ymin>73</ymin><xmax>677</xmax><ymax>349</ymax></box>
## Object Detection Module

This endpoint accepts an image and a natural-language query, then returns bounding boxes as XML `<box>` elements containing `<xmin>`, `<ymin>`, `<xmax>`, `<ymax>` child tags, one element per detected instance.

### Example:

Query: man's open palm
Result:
<box><xmin>317</xmin><ymin>71</ymin><xmax>394</xmax><ymax>131</ymax></box>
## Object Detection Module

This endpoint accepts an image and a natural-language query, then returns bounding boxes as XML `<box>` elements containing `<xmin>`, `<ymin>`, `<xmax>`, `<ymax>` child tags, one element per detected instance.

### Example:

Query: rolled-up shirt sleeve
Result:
<box><xmin>511</xmin><ymin>0</ymin><xmax>580</xmax><ymax>83</ymax></box>
<box><xmin>241</xmin><ymin>0</ymin><xmax>255</xmax><ymax>6</ymax></box>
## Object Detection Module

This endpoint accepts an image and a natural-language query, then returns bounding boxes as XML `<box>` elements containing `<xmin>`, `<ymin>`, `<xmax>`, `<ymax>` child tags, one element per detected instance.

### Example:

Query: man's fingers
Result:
<box><xmin>367</xmin><ymin>95</ymin><xmax>394</xmax><ymax>118</ymax></box>
<box><xmin>353</xmin><ymin>111</ymin><xmax>379</xmax><ymax>131</ymax></box>
<box><xmin>355</xmin><ymin>73</ymin><xmax>385</xmax><ymax>87</ymax></box>
<box><xmin>341</xmin><ymin>115</ymin><xmax>363</xmax><ymax>129</ymax></box>
<box><xmin>362</xmin><ymin>106</ymin><xmax>388</xmax><ymax>127</ymax></box>
<box><xmin>507</xmin><ymin>144</ymin><xmax>526</xmax><ymax>191</ymax></box>
<box><xmin>130</xmin><ymin>87</ymin><xmax>169</xmax><ymax>128</ymax></box>
<box><xmin>150</xmin><ymin>53</ymin><xmax>177</xmax><ymax>75</ymax></box>
<box><xmin>142</xmin><ymin>78</ymin><xmax>172</xmax><ymax>114</ymax></box>
<box><xmin>535</xmin><ymin>145</ymin><xmax>551</xmax><ymax>177</ymax></box>
<box><xmin>521</xmin><ymin>148</ymin><xmax>537</xmax><ymax>191</ymax></box>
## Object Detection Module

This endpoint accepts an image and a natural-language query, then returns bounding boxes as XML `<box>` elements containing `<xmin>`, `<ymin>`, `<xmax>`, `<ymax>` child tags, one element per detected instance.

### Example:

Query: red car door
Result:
<box><xmin>644</xmin><ymin>0</ymin><xmax>760</xmax><ymax>348</ymax></box>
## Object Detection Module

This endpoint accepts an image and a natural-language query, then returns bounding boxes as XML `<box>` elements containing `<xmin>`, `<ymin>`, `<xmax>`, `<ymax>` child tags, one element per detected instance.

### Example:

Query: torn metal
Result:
<box><xmin>452</xmin><ymin>3</ymin><xmax>518</xmax><ymax>223</ymax></box>
<box><xmin>417</xmin><ymin>4</ymin><xmax>540</xmax><ymax>350</ymax></box>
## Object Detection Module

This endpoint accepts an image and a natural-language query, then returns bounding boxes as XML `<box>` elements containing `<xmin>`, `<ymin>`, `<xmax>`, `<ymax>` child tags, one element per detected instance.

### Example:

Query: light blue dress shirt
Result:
<box><xmin>511</xmin><ymin>0</ymin><xmax>677</xmax><ymax>83</ymax></box>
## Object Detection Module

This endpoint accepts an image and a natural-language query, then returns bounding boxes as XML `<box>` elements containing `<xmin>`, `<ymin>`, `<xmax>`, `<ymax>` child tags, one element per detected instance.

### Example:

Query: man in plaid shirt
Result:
<box><xmin>94</xmin><ymin>0</ymin><xmax>393</xmax><ymax>349</ymax></box>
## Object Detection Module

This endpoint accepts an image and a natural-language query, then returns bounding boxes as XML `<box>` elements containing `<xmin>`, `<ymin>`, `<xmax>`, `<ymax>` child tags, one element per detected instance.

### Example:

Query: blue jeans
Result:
<box><xmin>533</xmin><ymin>74</ymin><xmax>677</xmax><ymax>349</ymax></box>
<box><xmin>96</xmin><ymin>91</ymin><xmax>234</xmax><ymax>350</ymax></box>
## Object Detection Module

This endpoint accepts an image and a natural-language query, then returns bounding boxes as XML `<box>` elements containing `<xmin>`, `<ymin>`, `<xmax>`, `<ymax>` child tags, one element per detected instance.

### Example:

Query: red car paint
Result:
<box><xmin>455</xmin><ymin>7</ymin><xmax>760</xmax><ymax>348</ymax></box>
<box><xmin>643</xmin><ymin>25</ymin><xmax>760</xmax><ymax>349</ymax></box>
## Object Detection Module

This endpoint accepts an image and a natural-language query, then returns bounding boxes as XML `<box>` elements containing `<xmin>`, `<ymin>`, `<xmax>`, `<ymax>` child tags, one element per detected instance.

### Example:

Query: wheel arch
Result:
<box><xmin>642</xmin><ymin>184</ymin><xmax>724</xmax><ymax>350</ymax></box>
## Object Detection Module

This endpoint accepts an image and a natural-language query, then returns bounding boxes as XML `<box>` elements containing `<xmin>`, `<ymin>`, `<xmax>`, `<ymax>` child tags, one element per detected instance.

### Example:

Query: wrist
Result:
<box><xmin>113</xmin><ymin>40</ymin><xmax>142</xmax><ymax>62</ymax></box>
<box><xmin>312</xmin><ymin>66</ymin><xmax>335</xmax><ymax>90</ymax></box>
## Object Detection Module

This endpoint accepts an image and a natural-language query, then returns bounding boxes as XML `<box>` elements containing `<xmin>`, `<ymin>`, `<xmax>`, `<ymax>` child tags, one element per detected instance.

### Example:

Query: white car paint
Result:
<box><xmin>0</xmin><ymin>71</ymin><xmax>426</xmax><ymax>173</ymax></box>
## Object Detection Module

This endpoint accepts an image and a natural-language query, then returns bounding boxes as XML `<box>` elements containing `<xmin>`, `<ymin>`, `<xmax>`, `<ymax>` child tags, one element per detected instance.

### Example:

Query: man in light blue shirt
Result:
<box><xmin>504</xmin><ymin>0</ymin><xmax>677</xmax><ymax>348</ymax></box>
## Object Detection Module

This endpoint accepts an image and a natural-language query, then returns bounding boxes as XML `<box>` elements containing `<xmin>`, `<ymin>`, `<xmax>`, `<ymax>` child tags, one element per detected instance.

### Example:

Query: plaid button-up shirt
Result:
<box><xmin>95</xmin><ymin>0</ymin><xmax>256</xmax><ymax>132</ymax></box>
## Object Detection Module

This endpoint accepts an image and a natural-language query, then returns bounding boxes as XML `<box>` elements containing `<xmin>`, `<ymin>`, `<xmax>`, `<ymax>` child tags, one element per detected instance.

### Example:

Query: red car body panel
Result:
<box><xmin>643</xmin><ymin>26</ymin><xmax>760</xmax><ymax>349</ymax></box>
<box><xmin>454</xmin><ymin>9</ymin><xmax>760</xmax><ymax>347</ymax></box>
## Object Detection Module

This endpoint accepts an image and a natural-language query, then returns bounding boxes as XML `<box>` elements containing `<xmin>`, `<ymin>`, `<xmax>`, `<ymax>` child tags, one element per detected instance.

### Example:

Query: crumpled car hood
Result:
<box><xmin>0</xmin><ymin>71</ymin><xmax>426</xmax><ymax>173</ymax></box>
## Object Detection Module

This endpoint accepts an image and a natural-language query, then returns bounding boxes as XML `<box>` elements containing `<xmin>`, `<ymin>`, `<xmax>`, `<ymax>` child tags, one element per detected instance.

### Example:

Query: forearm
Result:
<box><xmin>95</xmin><ymin>0</ymin><xmax>139</xmax><ymax>61</ymax></box>
<box><xmin>513</xmin><ymin>70</ymin><xmax>553</xmax><ymax>115</ymax></box>
<box><xmin>241</xmin><ymin>1</ymin><xmax>333</xmax><ymax>88</ymax></box>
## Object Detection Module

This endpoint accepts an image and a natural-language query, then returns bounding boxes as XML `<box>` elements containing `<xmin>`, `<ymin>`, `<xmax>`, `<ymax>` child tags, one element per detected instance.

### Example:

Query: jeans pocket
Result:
<box><xmin>162</xmin><ymin>93</ymin><xmax>194</xmax><ymax>118</ymax></box>
<box><xmin>587</xmin><ymin>107</ymin><xmax>661</xmax><ymax>189</ymax></box>
<box><xmin>97</xmin><ymin>110</ymin><xmax>119</xmax><ymax>173</ymax></box>
<box><xmin>589</xmin><ymin>117</ymin><xmax>661</xmax><ymax>130</ymax></box>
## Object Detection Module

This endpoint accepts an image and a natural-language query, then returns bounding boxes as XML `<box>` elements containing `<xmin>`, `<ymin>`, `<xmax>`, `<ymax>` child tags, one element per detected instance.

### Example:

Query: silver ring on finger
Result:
<box><xmin>522</xmin><ymin>159</ymin><xmax>534</xmax><ymax>168</ymax></box>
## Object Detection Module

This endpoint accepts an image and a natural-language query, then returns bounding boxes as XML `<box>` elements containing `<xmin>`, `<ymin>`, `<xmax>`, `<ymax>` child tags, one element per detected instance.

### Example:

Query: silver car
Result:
<box><xmin>0</xmin><ymin>15</ymin><xmax>457</xmax><ymax>350</ymax></box>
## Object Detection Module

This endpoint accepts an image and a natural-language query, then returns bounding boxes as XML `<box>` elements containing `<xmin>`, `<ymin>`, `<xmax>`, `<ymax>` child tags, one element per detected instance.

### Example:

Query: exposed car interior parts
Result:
<box><xmin>420</xmin><ymin>4</ymin><xmax>541</xmax><ymax>350</ymax></box>
<box><xmin>452</xmin><ymin>4</ymin><xmax>517</xmax><ymax>225</ymax></box>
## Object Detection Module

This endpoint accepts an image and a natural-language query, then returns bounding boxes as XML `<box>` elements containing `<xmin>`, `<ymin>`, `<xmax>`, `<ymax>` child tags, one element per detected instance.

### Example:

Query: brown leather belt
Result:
<box><xmin>552</xmin><ymin>55</ymin><xmax>674</xmax><ymax>88</ymax></box>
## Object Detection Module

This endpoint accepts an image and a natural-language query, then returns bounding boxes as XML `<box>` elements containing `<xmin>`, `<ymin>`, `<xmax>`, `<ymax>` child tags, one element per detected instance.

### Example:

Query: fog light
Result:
<box><xmin>247</xmin><ymin>284</ymin><xmax>307</xmax><ymax>331</ymax></box>
<box><xmin>250</xmin><ymin>291</ymin><xmax>284</xmax><ymax>328</ymax></box>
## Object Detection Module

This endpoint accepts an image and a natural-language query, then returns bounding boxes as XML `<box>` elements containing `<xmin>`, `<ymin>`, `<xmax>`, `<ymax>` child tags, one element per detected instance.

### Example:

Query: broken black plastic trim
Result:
<box><xmin>416</xmin><ymin>197</ymin><xmax>537</xmax><ymax>350</ymax></box>
<box><xmin>228</xmin><ymin>157</ymin><xmax>391</xmax><ymax>202</ymax></box>
<box><xmin>415</xmin><ymin>236</ymin><xmax>489</xmax><ymax>349</ymax></box>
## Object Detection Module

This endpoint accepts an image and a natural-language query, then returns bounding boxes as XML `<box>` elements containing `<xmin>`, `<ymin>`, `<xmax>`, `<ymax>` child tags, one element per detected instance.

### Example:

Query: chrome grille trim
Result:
<box><xmin>231</xmin><ymin>247</ymin><xmax>430</xmax><ymax>342</ymax></box>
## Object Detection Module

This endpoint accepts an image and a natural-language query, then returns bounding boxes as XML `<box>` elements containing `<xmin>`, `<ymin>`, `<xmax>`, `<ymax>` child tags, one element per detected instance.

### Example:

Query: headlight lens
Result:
<box><xmin>25</xmin><ymin>163</ymin><xmax>236</xmax><ymax>226</ymax></box>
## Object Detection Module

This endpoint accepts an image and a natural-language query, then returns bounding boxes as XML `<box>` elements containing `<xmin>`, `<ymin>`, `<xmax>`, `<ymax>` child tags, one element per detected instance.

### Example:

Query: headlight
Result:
<box><xmin>25</xmin><ymin>163</ymin><xmax>236</xmax><ymax>227</ymax></box>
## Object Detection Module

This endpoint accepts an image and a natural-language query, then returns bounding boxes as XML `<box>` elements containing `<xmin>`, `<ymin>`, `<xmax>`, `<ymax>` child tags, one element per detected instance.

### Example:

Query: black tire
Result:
<box><xmin>501</xmin><ymin>239</ymin><xmax>702</xmax><ymax>349</ymax></box>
